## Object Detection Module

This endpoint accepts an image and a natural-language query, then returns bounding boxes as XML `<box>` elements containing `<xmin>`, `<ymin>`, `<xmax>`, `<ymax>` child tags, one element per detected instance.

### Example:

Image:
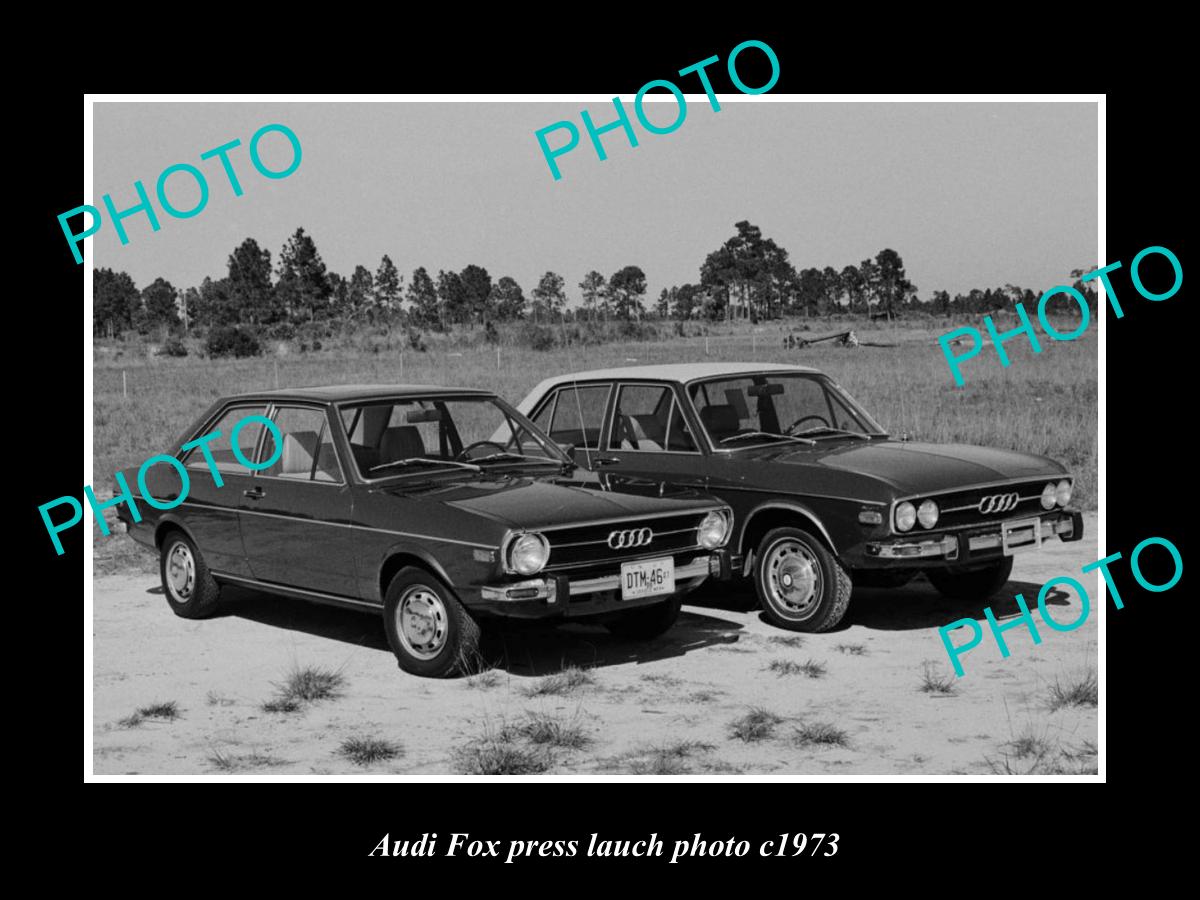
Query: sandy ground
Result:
<box><xmin>92</xmin><ymin>513</ymin><xmax>1099</xmax><ymax>776</ymax></box>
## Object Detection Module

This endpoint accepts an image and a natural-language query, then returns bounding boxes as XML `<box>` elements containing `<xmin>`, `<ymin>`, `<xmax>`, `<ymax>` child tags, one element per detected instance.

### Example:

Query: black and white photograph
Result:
<box><xmin>80</xmin><ymin>93</ymin><xmax>1107</xmax><ymax>780</ymax></box>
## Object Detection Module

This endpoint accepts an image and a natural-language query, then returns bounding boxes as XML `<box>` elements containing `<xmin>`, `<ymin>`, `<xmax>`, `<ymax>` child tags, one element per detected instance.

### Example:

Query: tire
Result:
<box><xmin>753</xmin><ymin>526</ymin><xmax>852</xmax><ymax>632</ymax></box>
<box><xmin>383</xmin><ymin>566</ymin><xmax>481</xmax><ymax>677</ymax></box>
<box><xmin>606</xmin><ymin>596</ymin><xmax>682</xmax><ymax>639</ymax></box>
<box><xmin>159</xmin><ymin>530</ymin><xmax>222</xmax><ymax>619</ymax></box>
<box><xmin>926</xmin><ymin>557</ymin><xmax>1014</xmax><ymax>602</ymax></box>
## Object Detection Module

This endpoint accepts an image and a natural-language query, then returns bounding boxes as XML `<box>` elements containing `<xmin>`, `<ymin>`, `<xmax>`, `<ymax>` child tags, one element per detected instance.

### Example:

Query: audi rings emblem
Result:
<box><xmin>978</xmin><ymin>492</ymin><xmax>1019</xmax><ymax>514</ymax></box>
<box><xmin>607</xmin><ymin>527</ymin><xmax>653</xmax><ymax>549</ymax></box>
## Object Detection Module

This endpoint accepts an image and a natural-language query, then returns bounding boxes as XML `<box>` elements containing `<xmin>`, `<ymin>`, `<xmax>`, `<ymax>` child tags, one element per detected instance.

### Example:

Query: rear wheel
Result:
<box><xmin>926</xmin><ymin>557</ymin><xmax>1014</xmax><ymax>602</ymax></box>
<box><xmin>383</xmin><ymin>567</ymin><xmax>481</xmax><ymax>677</ymax></box>
<box><xmin>606</xmin><ymin>596</ymin><xmax>682</xmax><ymax>639</ymax></box>
<box><xmin>159</xmin><ymin>530</ymin><xmax>222</xmax><ymax>619</ymax></box>
<box><xmin>753</xmin><ymin>527</ymin><xmax>852</xmax><ymax>632</ymax></box>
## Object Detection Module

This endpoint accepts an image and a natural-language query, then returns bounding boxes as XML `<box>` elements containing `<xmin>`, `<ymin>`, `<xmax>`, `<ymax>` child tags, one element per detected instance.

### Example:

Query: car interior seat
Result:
<box><xmin>278</xmin><ymin>431</ymin><xmax>320</xmax><ymax>478</ymax></box>
<box><xmin>624</xmin><ymin>414</ymin><xmax>665</xmax><ymax>451</ymax></box>
<box><xmin>699</xmin><ymin>405</ymin><xmax>740</xmax><ymax>442</ymax></box>
<box><xmin>379</xmin><ymin>425</ymin><xmax>427</xmax><ymax>464</ymax></box>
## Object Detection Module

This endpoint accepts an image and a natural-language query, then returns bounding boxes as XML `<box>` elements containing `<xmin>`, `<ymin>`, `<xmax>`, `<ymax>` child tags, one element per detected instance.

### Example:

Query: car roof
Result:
<box><xmin>518</xmin><ymin>362</ymin><xmax>822</xmax><ymax>405</ymax></box>
<box><xmin>221</xmin><ymin>384</ymin><xmax>494</xmax><ymax>404</ymax></box>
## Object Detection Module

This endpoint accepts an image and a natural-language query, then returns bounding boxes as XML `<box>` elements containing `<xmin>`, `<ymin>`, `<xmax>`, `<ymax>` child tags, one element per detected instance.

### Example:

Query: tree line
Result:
<box><xmin>93</xmin><ymin>227</ymin><xmax>653</xmax><ymax>338</ymax></box>
<box><xmin>93</xmin><ymin>221</ymin><xmax>1096</xmax><ymax>338</ymax></box>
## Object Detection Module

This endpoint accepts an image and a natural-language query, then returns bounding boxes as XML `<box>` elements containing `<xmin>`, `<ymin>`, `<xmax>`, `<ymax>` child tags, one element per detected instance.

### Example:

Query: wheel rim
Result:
<box><xmin>165</xmin><ymin>541</ymin><xmax>196</xmax><ymax>602</ymax></box>
<box><xmin>762</xmin><ymin>538</ymin><xmax>823</xmax><ymax>621</ymax></box>
<box><xmin>395</xmin><ymin>586</ymin><xmax>449</xmax><ymax>660</ymax></box>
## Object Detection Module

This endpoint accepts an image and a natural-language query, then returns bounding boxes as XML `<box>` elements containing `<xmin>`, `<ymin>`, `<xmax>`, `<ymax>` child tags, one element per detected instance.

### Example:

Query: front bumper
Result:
<box><xmin>861</xmin><ymin>509</ymin><xmax>1083</xmax><ymax>566</ymax></box>
<box><xmin>472</xmin><ymin>549</ymin><xmax>732</xmax><ymax>619</ymax></box>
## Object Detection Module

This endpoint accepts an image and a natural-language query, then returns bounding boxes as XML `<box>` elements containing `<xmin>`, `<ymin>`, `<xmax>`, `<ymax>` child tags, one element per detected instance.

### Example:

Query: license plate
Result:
<box><xmin>1001</xmin><ymin>517</ymin><xmax>1043</xmax><ymax>556</ymax></box>
<box><xmin>620</xmin><ymin>557</ymin><xmax>675</xmax><ymax>600</ymax></box>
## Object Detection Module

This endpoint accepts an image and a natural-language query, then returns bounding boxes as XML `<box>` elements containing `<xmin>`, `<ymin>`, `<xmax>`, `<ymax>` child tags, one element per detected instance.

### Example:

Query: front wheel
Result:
<box><xmin>160</xmin><ymin>530</ymin><xmax>222</xmax><ymax>619</ymax></box>
<box><xmin>753</xmin><ymin>527</ymin><xmax>852</xmax><ymax>632</ymax></box>
<box><xmin>606</xmin><ymin>596</ymin><xmax>682</xmax><ymax>639</ymax></box>
<box><xmin>383</xmin><ymin>567</ymin><xmax>481</xmax><ymax>677</ymax></box>
<box><xmin>925</xmin><ymin>557</ymin><xmax>1013</xmax><ymax>602</ymax></box>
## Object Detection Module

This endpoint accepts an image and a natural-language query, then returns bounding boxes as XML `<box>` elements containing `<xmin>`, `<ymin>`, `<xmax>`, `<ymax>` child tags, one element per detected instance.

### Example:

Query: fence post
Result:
<box><xmin>705</xmin><ymin>336</ymin><xmax>709</xmax><ymax>356</ymax></box>
<box><xmin>752</xmin><ymin>334</ymin><xmax>757</xmax><ymax>355</ymax></box>
<box><xmin>122</xmin><ymin>370</ymin><xmax>127</xmax><ymax>400</ymax></box>
<box><xmin>399</xmin><ymin>349</ymin><xmax>404</xmax><ymax>380</ymax></box>
<box><xmin>497</xmin><ymin>347</ymin><xmax>501</xmax><ymax>370</ymax></box>
<box><xmin>274</xmin><ymin>359</ymin><xmax>279</xmax><ymax>389</ymax></box>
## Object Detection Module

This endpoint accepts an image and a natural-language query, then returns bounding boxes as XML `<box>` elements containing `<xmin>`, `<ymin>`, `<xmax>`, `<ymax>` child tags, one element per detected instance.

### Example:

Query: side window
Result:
<box><xmin>531</xmin><ymin>394</ymin><xmax>555</xmax><ymax>434</ymax></box>
<box><xmin>611</xmin><ymin>385</ymin><xmax>694</xmax><ymax>451</ymax></box>
<box><xmin>547</xmin><ymin>385</ymin><xmax>610</xmax><ymax>450</ymax></box>
<box><xmin>182</xmin><ymin>405</ymin><xmax>267</xmax><ymax>474</ymax></box>
<box><xmin>665</xmin><ymin>396</ymin><xmax>698</xmax><ymax>451</ymax></box>
<box><xmin>260</xmin><ymin>406</ymin><xmax>343</xmax><ymax>483</ymax></box>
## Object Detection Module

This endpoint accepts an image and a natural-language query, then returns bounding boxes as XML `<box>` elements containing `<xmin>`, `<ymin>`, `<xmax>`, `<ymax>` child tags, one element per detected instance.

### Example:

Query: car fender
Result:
<box><xmin>374</xmin><ymin>540</ymin><xmax>457</xmax><ymax>595</ymax></box>
<box><xmin>738</xmin><ymin>500</ymin><xmax>840</xmax><ymax>557</ymax></box>
<box><xmin>153</xmin><ymin>511</ymin><xmax>199</xmax><ymax>549</ymax></box>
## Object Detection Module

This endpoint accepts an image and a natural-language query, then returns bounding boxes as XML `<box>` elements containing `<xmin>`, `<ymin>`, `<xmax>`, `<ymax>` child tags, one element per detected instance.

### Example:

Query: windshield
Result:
<box><xmin>687</xmin><ymin>374</ymin><xmax>885</xmax><ymax>449</ymax></box>
<box><xmin>339</xmin><ymin>395</ymin><xmax>566</xmax><ymax>480</ymax></box>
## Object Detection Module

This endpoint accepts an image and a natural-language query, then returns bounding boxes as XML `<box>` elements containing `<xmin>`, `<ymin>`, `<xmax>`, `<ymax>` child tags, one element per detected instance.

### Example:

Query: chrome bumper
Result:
<box><xmin>868</xmin><ymin>534</ymin><xmax>960</xmax><ymax>560</ymax></box>
<box><xmin>968</xmin><ymin>516</ymin><xmax>1075</xmax><ymax>553</ymax></box>
<box><xmin>479</xmin><ymin>555</ymin><xmax>716</xmax><ymax>603</ymax></box>
<box><xmin>866</xmin><ymin>515</ymin><xmax>1077</xmax><ymax>561</ymax></box>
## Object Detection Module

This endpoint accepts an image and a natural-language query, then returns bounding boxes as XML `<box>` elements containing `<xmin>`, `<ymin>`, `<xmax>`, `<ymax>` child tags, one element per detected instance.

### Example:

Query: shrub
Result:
<box><xmin>264</xmin><ymin>321</ymin><xmax>297</xmax><ymax>341</ymax></box>
<box><xmin>159</xmin><ymin>336</ymin><xmax>188</xmax><ymax>358</ymax></box>
<box><xmin>527</xmin><ymin>325</ymin><xmax>557</xmax><ymax>351</ymax></box>
<box><xmin>205</xmin><ymin>325</ymin><xmax>261</xmax><ymax>358</ymax></box>
<box><xmin>406</xmin><ymin>329</ymin><xmax>427</xmax><ymax>352</ymax></box>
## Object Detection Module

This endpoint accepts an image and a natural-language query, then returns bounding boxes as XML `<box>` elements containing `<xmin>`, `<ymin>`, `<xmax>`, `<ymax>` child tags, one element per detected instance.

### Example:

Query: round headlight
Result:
<box><xmin>1055</xmin><ymin>479</ymin><xmax>1072</xmax><ymax>507</ymax></box>
<box><xmin>698</xmin><ymin>510</ymin><xmax>729</xmax><ymax>549</ymax></box>
<box><xmin>1040</xmin><ymin>482</ymin><xmax>1057</xmax><ymax>510</ymax></box>
<box><xmin>895</xmin><ymin>501</ymin><xmax>916</xmax><ymax>532</ymax></box>
<box><xmin>509</xmin><ymin>532</ymin><xmax>549</xmax><ymax>575</ymax></box>
<box><xmin>917</xmin><ymin>499</ymin><xmax>939</xmax><ymax>529</ymax></box>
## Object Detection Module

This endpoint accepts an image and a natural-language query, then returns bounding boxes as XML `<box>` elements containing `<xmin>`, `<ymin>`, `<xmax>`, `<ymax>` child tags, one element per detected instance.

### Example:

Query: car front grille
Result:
<box><xmin>542</xmin><ymin>513</ymin><xmax>708</xmax><ymax>571</ymax></box>
<box><xmin>926</xmin><ymin>480</ymin><xmax>1059</xmax><ymax>530</ymax></box>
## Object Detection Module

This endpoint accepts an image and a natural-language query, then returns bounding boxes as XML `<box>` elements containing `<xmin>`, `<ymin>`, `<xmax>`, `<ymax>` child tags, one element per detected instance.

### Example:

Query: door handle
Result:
<box><xmin>593</xmin><ymin>456</ymin><xmax>621</xmax><ymax>467</ymax></box>
<box><xmin>243</xmin><ymin>487</ymin><xmax>265</xmax><ymax>499</ymax></box>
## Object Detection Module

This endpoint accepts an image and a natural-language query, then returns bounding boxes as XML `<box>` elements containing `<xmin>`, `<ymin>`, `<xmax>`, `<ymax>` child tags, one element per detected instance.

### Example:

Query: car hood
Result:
<box><xmin>387</xmin><ymin>477</ymin><xmax>717</xmax><ymax>530</ymax></box>
<box><xmin>754</xmin><ymin>439</ymin><xmax>1066</xmax><ymax>496</ymax></box>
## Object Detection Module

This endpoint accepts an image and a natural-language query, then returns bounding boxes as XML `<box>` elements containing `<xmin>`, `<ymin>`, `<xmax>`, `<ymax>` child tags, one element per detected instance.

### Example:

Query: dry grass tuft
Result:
<box><xmin>729</xmin><ymin>707</ymin><xmax>784</xmax><ymax>743</ymax></box>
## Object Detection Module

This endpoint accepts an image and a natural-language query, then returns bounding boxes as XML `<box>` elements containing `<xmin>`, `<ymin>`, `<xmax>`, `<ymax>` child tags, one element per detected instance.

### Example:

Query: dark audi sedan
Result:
<box><xmin>516</xmin><ymin>363</ymin><xmax>1084</xmax><ymax>633</ymax></box>
<box><xmin>119</xmin><ymin>385</ymin><xmax>733</xmax><ymax>676</ymax></box>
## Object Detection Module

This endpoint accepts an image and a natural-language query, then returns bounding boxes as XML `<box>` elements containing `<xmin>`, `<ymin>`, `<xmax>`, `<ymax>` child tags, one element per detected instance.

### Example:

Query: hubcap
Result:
<box><xmin>763</xmin><ymin>538</ymin><xmax>823</xmax><ymax>621</ymax></box>
<box><xmin>396</xmin><ymin>586</ymin><xmax>449</xmax><ymax>660</ymax></box>
<box><xmin>166</xmin><ymin>542</ymin><xmax>196</xmax><ymax>602</ymax></box>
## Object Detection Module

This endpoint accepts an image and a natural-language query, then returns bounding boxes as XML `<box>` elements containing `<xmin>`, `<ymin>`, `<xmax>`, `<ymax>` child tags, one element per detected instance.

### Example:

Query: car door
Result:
<box><xmin>177</xmin><ymin>403</ymin><xmax>267</xmax><ymax>577</ymax></box>
<box><xmin>596</xmin><ymin>382</ymin><xmax>709</xmax><ymax>496</ymax></box>
<box><xmin>238</xmin><ymin>403</ymin><xmax>358</xmax><ymax>597</ymax></box>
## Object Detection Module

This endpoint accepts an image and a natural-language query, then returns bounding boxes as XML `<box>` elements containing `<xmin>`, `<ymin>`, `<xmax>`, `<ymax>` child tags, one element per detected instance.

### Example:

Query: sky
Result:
<box><xmin>91</xmin><ymin>100</ymin><xmax>1098</xmax><ymax>304</ymax></box>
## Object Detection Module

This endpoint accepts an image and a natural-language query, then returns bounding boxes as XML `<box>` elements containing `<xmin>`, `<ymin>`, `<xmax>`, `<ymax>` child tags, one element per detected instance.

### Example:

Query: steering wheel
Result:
<box><xmin>785</xmin><ymin>414</ymin><xmax>830</xmax><ymax>434</ymax></box>
<box><xmin>458</xmin><ymin>440</ymin><xmax>506</xmax><ymax>460</ymax></box>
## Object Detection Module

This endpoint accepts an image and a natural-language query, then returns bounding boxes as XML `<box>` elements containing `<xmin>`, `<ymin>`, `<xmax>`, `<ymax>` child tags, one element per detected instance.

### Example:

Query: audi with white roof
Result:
<box><xmin>118</xmin><ymin>385</ymin><xmax>733</xmax><ymax>676</ymax></box>
<box><xmin>515</xmin><ymin>363</ymin><xmax>1083</xmax><ymax>632</ymax></box>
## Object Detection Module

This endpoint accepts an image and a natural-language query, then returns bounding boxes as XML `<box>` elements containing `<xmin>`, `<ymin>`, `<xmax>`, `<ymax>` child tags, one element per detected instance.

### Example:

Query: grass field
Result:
<box><xmin>92</xmin><ymin>316</ymin><xmax>1097</xmax><ymax>511</ymax></box>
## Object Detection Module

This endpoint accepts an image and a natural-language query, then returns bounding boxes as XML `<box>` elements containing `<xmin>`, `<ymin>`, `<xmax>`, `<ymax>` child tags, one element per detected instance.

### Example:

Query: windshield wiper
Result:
<box><xmin>792</xmin><ymin>426</ymin><xmax>874</xmax><ymax>441</ymax></box>
<box><xmin>369</xmin><ymin>457</ymin><xmax>482</xmax><ymax>475</ymax></box>
<box><xmin>720</xmin><ymin>431</ymin><xmax>816</xmax><ymax>446</ymax></box>
<box><xmin>470</xmin><ymin>452</ymin><xmax>562</xmax><ymax>465</ymax></box>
